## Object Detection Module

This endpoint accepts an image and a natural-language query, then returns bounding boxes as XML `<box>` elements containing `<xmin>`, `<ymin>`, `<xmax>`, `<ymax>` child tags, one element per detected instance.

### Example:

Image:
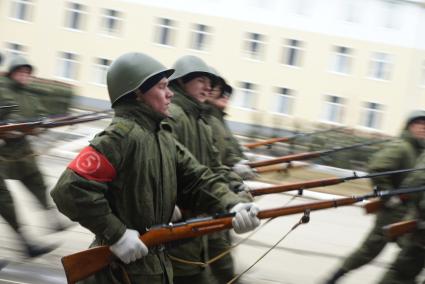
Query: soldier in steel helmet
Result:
<box><xmin>325</xmin><ymin>110</ymin><xmax>425</xmax><ymax>283</ymax></box>
<box><xmin>0</xmin><ymin>56</ymin><xmax>63</xmax><ymax>258</ymax></box>
<box><xmin>50</xmin><ymin>52</ymin><xmax>260</xmax><ymax>284</ymax></box>
<box><xmin>164</xmin><ymin>55</ymin><xmax>256</xmax><ymax>284</ymax></box>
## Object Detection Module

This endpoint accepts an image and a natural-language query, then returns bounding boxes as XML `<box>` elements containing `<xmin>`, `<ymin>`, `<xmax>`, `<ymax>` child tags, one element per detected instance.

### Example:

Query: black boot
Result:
<box><xmin>325</xmin><ymin>269</ymin><xmax>347</xmax><ymax>284</ymax></box>
<box><xmin>25</xmin><ymin>243</ymin><xmax>58</xmax><ymax>258</ymax></box>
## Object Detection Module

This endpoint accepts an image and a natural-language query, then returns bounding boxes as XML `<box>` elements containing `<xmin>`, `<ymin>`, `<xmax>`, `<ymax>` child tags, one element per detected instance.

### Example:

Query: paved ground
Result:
<box><xmin>0</xmin><ymin>117</ymin><xmax>422</xmax><ymax>284</ymax></box>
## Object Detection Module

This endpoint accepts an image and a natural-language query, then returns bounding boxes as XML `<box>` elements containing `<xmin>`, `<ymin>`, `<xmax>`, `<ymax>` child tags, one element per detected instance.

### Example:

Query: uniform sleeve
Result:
<box><xmin>50</xmin><ymin>131</ymin><xmax>127</xmax><ymax>245</ymax></box>
<box><xmin>368</xmin><ymin>142</ymin><xmax>407</xmax><ymax>191</ymax></box>
<box><xmin>174</xmin><ymin>141</ymin><xmax>243</xmax><ymax>214</ymax></box>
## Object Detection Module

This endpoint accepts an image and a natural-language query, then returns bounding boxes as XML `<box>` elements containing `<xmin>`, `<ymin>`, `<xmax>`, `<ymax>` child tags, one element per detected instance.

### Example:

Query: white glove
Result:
<box><xmin>110</xmin><ymin>229</ymin><xmax>148</xmax><ymax>264</ymax></box>
<box><xmin>171</xmin><ymin>205</ymin><xmax>182</xmax><ymax>222</ymax></box>
<box><xmin>230</xmin><ymin>202</ymin><xmax>260</xmax><ymax>234</ymax></box>
<box><xmin>232</xmin><ymin>160</ymin><xmax>257</xmax><ymax>180</ymax></box>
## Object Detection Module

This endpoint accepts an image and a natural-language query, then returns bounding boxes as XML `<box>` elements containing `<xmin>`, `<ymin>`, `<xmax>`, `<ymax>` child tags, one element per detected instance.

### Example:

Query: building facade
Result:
<box><xmin>1</xmin><ymin>0</ymin><xmax>424</xmax><ymax>136</ymax></box>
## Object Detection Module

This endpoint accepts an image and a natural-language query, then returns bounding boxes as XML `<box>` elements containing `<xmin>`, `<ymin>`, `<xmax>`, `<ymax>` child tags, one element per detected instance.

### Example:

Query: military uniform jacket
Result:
<box><xmin>205</xmin><ymin>104</ymin><xmax>246</xmax><ymax>167</ymax></box>
<box><xmin>166</xmin><ymin>84</ymin><xmax>245</xmax><ymax>276</ymax></box>
<box><xmin>51</xmin><ymin>103</ymin><xmax>242</xmax><ymax>280</ymax></box>
<box><xmin>0</xmin><ymin>77</ymin><xmax>46</xmax><ymax>161</ymax></box>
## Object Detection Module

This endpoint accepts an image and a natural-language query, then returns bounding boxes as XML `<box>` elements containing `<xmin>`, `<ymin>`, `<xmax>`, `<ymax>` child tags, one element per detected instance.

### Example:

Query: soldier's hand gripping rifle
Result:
<box><xmin>60</xmin><ymin>185</ymin><xmax>425</xmax><ymax>284</ymax></box>
<box><xmin>248</xmin><ymin>167</ymin><xmax>425</xmax><ymax>197</ymax></box>
<box><xmin>247</xmin><ymin>139</ymin><xmax>392</xmax><ymax>168</ymax></box>
<box><xmin>244</xmin><ymin>126</ymin><xmax>345</xmax><ymax>149</ymax></box>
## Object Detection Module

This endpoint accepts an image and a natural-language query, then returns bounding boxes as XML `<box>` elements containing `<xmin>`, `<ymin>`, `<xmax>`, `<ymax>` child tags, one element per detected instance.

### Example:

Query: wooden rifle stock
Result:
<box><xmin>363</xmin><ymin>195</ymin><xmax>409</xmax><ymax>214</ymax></box>
<box><xmin>254</xmin><ymin>162</ymin><xmax>310</xmax><ymax>174</ymax></box>
<box><xmin>245</xmin><ymin>137</ymin><xmax>291</xmax><ymax>149</ymax></box>
<box><xmin>248</xmin><ymin>151</ymin><xmax>321</xmax><ymax>168</ymax></box>
<box><xmin>250</xmin><ymin>177</ymin><xmax>342</xmax><ymax>196</ymax></box>
<box><xmin>383</xmin><ymin>219</ymin><xmax>418</xmax><ymax>241</ymax></box>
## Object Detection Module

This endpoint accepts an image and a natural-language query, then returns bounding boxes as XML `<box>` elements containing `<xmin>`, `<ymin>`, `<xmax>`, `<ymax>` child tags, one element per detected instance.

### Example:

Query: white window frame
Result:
<box><xmin>189</xmin><ymin>24</ymin><xmax>211</xmax><ymax>52</ymax></box>
<box><xmin>56</xmin><ymin>52</ymin><xmax>79</xmax><ymax>81</ymax></box>
<box><xmin>5</xmin><ymin>42</ymin><xmax>27</xmax><ymax>58</ymax></box>
<box><xmin>271</xmin><ymin>87</ymin><xmax>295</xmax><ymax>116</ymax></box>
<box><xmin>92</xmin><ymin>57</ymin><xmax>111</xmax><ymax>86</ymax></box>
<box><xmin>243</xmin><ymin>32</ymin><xmax>265</xmax><ymax>61</ymax></box>
<box><xmin>100</xmin><ymin>8</ymin><xmax>123</xmax><ymax>36</ymax></box>
<box><xmin>360</xmin><ymin>102</ymin><xmax>384</xmax><ymax>130</ymax></box>
<box><xmin>154</xmin><ymin>18</ymin><xmax>176</xmax><ymax>46</ymax></box>
<box><xmin>282</xmin><ymin>39</ymin><xmax>304</xmax><ymax>67</ymax></box>
<box><xmin>382</xmin><ymin>0</ymin><xmax>400</xmax><ymax>29</ymax></box>
<box><xmin>368</xmin><ymin>52</ymin><xmax>393</xmax><ymax>81</ymax></box>
<box><xmin>330</xmin><ymin>46</ymin><xmax>352</xmax><ymax>75</ymax></box>
<box><xmin>322</xmin><ymin>95</ymin><xmax>345</xmax><ymax>124</ymax></box>
<box><xmin>64</xmin><ymin>2</ymin><xmax>87</xmax><ymax>31</ymax></box>
<box><xmin>232</xmin><ymin>82</ymin><xmax>257</xmax><ymax>110</ymax></box>
<box><xmin>10</xmin><ymin>0</ymin><xmax>33</xmax><ymax>22</ymax></box>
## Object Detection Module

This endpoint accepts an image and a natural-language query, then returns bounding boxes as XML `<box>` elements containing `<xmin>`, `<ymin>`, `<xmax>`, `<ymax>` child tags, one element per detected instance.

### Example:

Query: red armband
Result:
<box><xmin>68</xmin><ymin>146</ymin><xmax>117</xmax><ymax>182</ymax></box>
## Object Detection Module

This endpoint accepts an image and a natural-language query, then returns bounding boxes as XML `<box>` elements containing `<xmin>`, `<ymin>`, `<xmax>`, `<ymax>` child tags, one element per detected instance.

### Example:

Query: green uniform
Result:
<box><xmin>51</xmin><ymin>102</ymin><xmax>243</xmax><ymax>284</ymax></box>
<box><xmin>166</xmin><ymin>84</ymin><xmax>247</xmax><ymax>283</ymax></box>
<box><xmin>205</xmin><ymin>104</ymin><xmax>246</xmax><ymax>167</ymax></box>
<box><xmin>377</xmin><ymin>152</ymin><xmax>425</xmax><ymax>284</ymax></box>
<box><xmin>327</xmin><ymin>130</ymin><xmax>424</xmax><ymax>282</ymax></box>
<box><xmin>0</xmin><ymin>77</ymin><xmax>50</xmax><ymax>233</ymax></box>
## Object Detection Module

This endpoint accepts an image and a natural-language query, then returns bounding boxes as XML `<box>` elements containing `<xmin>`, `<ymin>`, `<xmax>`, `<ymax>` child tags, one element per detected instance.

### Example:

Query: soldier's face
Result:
<box><xmin>207</xmin><ymin>85</ymin><xmax>229</xmax><ymax>110</ymax></box>
<box><xmin>10</xmin><ymin>67</ymin><xmax>32</xmax><ymax>85</ymax></box>
<box><xmin>408</xmin><ymin>119</ymin><xmax>425</xmax><ymax>140</ymax></box>
<box><xmin>182</xmin><ymin>76</ymin><xmax>212</xmax><ymax>103</ymax></box>
<box><xmin>138</xmin><ymin>77</ymin><xmax>174</xmax><ymax>116</ymax></box>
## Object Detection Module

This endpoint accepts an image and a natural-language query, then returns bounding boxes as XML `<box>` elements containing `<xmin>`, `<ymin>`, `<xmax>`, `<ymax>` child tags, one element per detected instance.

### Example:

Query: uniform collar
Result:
<box><xmin>401</xmin><ymin>130</ymin><xmax>425</xmax><ymax>150</ymax></box>
<box><xmin>170</xmin><ymin>83</ymin><xmax>206</xmax><ymax>117</ymax></box>
<box><xmin>114</xmin><ymin>101</ymin><xmax>167</xmax><ymax>131</ymax></box>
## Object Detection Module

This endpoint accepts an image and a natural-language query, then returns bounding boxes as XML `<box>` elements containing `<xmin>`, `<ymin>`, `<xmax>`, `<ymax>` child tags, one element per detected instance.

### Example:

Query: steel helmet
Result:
<box><xmin>8</xmin><ymin>55</ymin><xmax>33</xmax><ymax>76</ymax></box>
<box><xmin>209</xmin><ymin>67</ymin><xmax>233</xmax><ymax>95</ymax></box>
<box><xmin>406</xmin><ymin>110</ymin><xmax>425</xmax><ymax>128</ymax></box>
<box><xmin>107</xmin><ymin>52</ymin><xmax>174</xmax><ymax>106</ymax></box>
<box><xmin>170</xmin><ymin>55</ymin><xmax>214</xmax><ymax>81</ymax></box>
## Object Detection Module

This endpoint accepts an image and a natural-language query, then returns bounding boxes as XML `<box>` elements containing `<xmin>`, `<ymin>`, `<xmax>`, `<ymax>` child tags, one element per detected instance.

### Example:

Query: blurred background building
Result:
<box><xmin>0</xmin><ymin>0</ymin><xmax>424</xmax><ymax>136</ymax></box>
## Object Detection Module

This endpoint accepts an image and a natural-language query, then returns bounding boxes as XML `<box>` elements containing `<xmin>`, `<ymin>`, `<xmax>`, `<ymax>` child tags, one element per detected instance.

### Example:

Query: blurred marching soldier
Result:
<box><xmin>206</xmin><ymin>69</ymin><xmax>256</xmax><ymax>180</ymax></box>
<box><xmin>50</xmin><ymin>52</ymin><xmax>260</xmax><ymax>284</ymax></box>
<box><xmin>325</xmin><ymin>110</ymin><xmax>425</xmax><ymax>283</ymax></box>
<box><xmin>204</xmin><ymin>70</ymin><xmax>257</xmax><ymax>283</ymax></box>
<box><xmin>377</xmin><ymin>151</ymin><xmax>425</xmax><ymax>284</ymax></box>
<box><xmin>0</xmin><ymin>56</ymin><xmax>62</xmax><ymax>258</ymax></box>
<box><xmin>165</xmin><ymin>55</ymin><xmax>254</xmax><ymax>284</ymax></box>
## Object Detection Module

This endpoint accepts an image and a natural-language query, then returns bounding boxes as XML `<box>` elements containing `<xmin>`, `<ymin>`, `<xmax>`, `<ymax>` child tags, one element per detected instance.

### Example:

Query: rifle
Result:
<box><xmin>249</xmin><ymin>167</ymin><xmax>425</xmax><ymax>197</ymax></box>
<box><xmin>383</xmin><ymin>219</ymin><xmax>421</xmax><ymax>241</ymax></box>
<box><xmin>0</xmin><ymin>113</ymin><xmax>111</xmax><ymax>135</ymax></box>
<box><xmin>244</xmin><ymin>126</ymin><xmax>345</xmax><ymax>149</ymax></box>
<box><xmin>247</xmin><ymin>139</ymin><xmax>392</xmax><ymax>168</ymax></box>
<box><xmin>254</xmin><ymin>162</ymin><xmax>310</xmax><ymax>174</ymax></box>
<box><xmin>61</xmin><ymin>185</ymin><xmax>425</xmax><ymax>284</ymax></box>
<box><xmin>48</xmin><ymin>109</ymin><xmax>113</xmax><ymax>122</ymax></box>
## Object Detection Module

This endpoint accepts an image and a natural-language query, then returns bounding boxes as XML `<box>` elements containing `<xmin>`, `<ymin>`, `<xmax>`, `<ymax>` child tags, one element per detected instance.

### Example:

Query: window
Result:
<box><xmin>5</xmin><ymin>42</ymin><xmax>27</xmax><ymax>58</ymax></box>
<box><xmin>360</xmin><ymin>102</ymin><xmax>384</xmax><ymax>129</ymax></box>
<box><xmin>57</xmin><ymin>52</ymin><xmax>79</xmax><ymax>80</ymax></box>
<box><xmin>10</xmin><ymin>0</ymin><xmax>33</xmax><ymax>21</ymax></box>
<box><xmin>154</xmin><ymin>18</ymin><xmax>176</xmax><ymax>46</ymax></box>
<box><xmin>330</xmin><ymin>46</ymin><xmax>352</xmax><ymax>74</ymax></box>
<box><xmin>92</xmin><ymin>58</ymin><xmax>111</xmax><ymax>85</ymax></box>
<box><xmin>189</xmin><ymin>24</ymin><xmax>212</xmax><ymax>51</ymax></box>
<box><xmin>232</xmin><ymin>82</ymin><xmax>257</xmax><ymax>109</ymax></box>
<box><xmin>101</xmin><ymin>9</ymin><xmax>123</xmax><ymax>36</ymax></box>
<box><xmin>282</xmin><ymin>39</ymin><xmax>304</xmax><ymax>67</ymax></box>
<box><xmin>65</xmin><ymin>2</ymin><xmax>87</xmax><ymax>30</ymax></box>
<box><xmin>382</xmin><ymin>0</ymin><xmax>400</xmax><ymax>29</ymax></box>
<box><xmin>243</xmin><ymin>32</ymin><xmax>266</xmax><ymax>60</ymax></box>
<box><xmin>322</xmin><ymin>95</ymin><xmax>345</xmax><ymax>123</ymax></box>
<box><xmin>368</xmin><ymin>52</ymin><xmax>392</xmax><ymax>80</ymax></box>
<box><xmin>272</xmin><ymin>87</ymin><xmax>295</xmax><ymax>115</ymax></box>
<box><xmin>343</xmin><ymin>0</ymin><xmax>361</xmax><ymax>23</ymax></box>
